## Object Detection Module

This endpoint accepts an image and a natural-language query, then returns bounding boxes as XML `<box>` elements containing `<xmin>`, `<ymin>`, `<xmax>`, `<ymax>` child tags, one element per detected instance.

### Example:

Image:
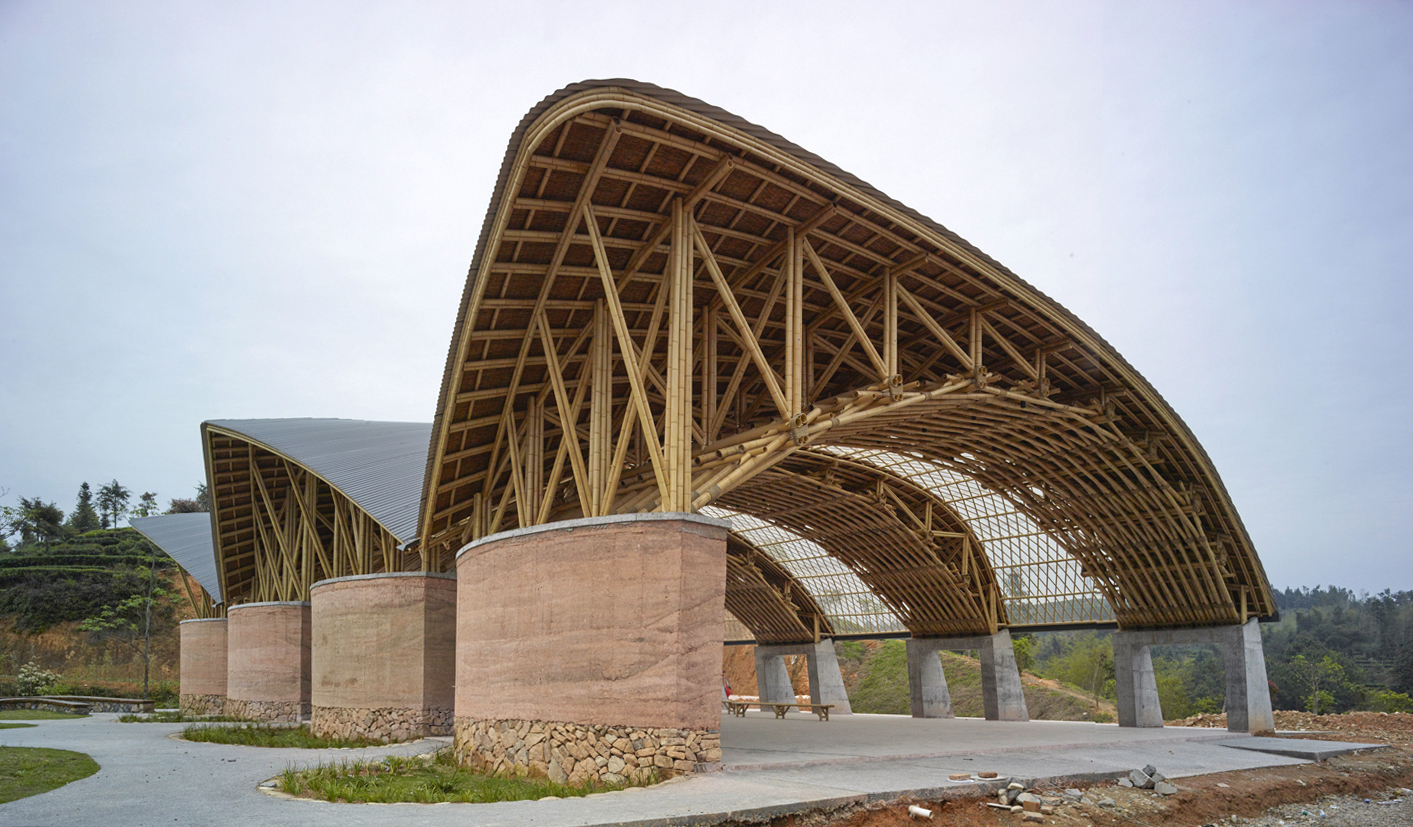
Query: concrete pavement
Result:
<box><xmin>0</xmin><ymin>711</ymin><xmax>1345</xmax><ymax>827</ymax></box>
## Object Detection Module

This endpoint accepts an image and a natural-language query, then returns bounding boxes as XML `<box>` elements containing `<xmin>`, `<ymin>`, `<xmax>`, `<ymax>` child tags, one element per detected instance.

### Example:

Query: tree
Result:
<box><xmin>68</xmin><ymin>482</ymin><xmax>102</xmax><ymax>533</ymax></box>
<box><xmin>131</xmin><ymin>492</ymin><xmax>159</xmax><ymax>518</ymax></box>
<box><xmin>167</xmin><ymin>483</ymin><xmax>210</xmax><ymax>514</ymax></box>
<box><xmin>96</xmin><ymin>479</ymin><xmax>131</xmax><ymax>528</ymax></box>
<box><xmin>13</xmin><ymin>497</ymin><xmax>65</xmax><ymax>551</ymax></box>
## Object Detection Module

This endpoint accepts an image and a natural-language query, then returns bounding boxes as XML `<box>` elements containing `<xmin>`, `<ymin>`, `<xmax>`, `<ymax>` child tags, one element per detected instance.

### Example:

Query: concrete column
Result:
<box><xmin>906</xmin><ymin>632</ymin><xmax>1028</xmax><ymax>721</ymax></box>
<box><xmin>906</xmin><ymin>638</ymin><xmax>953</xmax><ymax>718</ymax></box>
<box><xmin>310</xmin><ymin>572</ymin><xmax>456</xmax><ymax>742</ymax></box>
<box><xmin>1113</xmin><ymin>618</ymin><xmax>1275</xmax><ymax>733</ymax></box>
<box><xmin>1114</xmin><ymin>639</ymin><xmax>1164</xmax><ymax>728</ymax></box>
<box><xmin>804</xmin><ymin>639</ymin><xmax>853</xmax><ymax>714</ymax></box>
<box><xmin>754</xmin><ymin>639</ymin><xmax>852</xmax><ymax>713</ymax></box>
<box><xmin>752</xmin><ymin>649</ymin><xmax>796</xmax><ymax>704</ymax></box>
<box><xmin>178</xmin><ymin>618</ymin><xmax>227</xmax><ymax>716</ymax></box>
<box><xmin>979</xmin><ymin>630</ymin><xmax>1029</xmax><ymax>722</ymax></box>
<box><xmin>454</xmin><ymin>513</ymin><xmax>728</xmax><ymax>784</ymax></box>
<box><xmin>1224</xmin><ymin>618</ymin><xmax>1275</xmax><ymax>734</ymax></box>
<box><xmin>225</xmin><ymin>601</ymin><xmax>311</xmax><ymax>722</ymax></box>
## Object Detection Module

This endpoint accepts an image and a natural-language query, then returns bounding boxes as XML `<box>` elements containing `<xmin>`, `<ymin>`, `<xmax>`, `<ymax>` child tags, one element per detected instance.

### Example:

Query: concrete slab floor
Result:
<box><xmin>1</xmin><ymin>712</ymin><xmax>1313</xmax><ymax>827</ymax></box>
<box><xmin>1215</xmin><ymin>736</ymin><xmax>1388</xmax><ymax>761</ymax></box>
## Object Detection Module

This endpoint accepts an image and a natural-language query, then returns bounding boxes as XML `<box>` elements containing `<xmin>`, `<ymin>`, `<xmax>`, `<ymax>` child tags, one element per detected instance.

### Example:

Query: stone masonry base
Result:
<box><xmin>311</xmin><ymin>705</ymin><xmax>452</xmax><ymax>743</ymax></box>
<box><xmin>454</xmin><ymin>717</ymin><xmax>721</xmax><ymax>785</ymax></box>
<box><xmin>224</xmin><ymin>698</ymin><xmax>308</xmax><ymax>722</ymax></box>
<box><xmin>179</xmin><ymin>693</ymin><xmax>226</xmax><ymax>716</ymax></box>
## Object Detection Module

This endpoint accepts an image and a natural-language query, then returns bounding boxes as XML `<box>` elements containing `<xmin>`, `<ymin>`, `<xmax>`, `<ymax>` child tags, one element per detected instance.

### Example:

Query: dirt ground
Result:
<box><xmin>727</xmin><ymin>712</ymin><xmax>1413</xmax><ymax>827</ymax></box>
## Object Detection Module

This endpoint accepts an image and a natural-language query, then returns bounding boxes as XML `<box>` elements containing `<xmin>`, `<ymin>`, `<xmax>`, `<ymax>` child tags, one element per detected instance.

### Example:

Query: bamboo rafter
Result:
<box><xmin>420</xmin><ymin>81</ymin><xmax>1275</xmax><ymax>638</ymax></box>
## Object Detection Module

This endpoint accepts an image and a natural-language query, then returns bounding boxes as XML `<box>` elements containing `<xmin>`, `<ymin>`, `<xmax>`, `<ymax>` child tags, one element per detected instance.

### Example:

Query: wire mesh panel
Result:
<box><xmin>816</xmin><ymin>446</ymin><xmax>1113</xmax><ymax>627</ymax></box>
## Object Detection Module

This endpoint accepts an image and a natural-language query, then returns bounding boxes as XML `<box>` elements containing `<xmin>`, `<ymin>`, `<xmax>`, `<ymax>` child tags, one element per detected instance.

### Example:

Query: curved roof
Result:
<box><xmin>206</xmin><ymin>418</ymin><xmax>429</xmax><ymax>544</ymax></box>
<box><xmin>421</xmin><ymin>79</ymin><xmax>1275</xmax><ymax>635</ymax></box>
<box><xmin>130</xmin><ymin>512</ymin><xmax>222</xmax><ymax>604</ymax></box>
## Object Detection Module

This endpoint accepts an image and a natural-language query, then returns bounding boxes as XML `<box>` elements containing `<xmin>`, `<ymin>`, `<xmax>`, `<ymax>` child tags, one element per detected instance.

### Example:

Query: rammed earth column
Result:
<box><xmin>453</xmin><ymin>513</ymin><xmax>728</xmax><ymax>785</ymax></box>
<box><xmin>225</xmin><ymin>601</ymin><xmax>311</xmax><ymax>722</ymax></box>
<box><xmin>309</xmin><ymin>572</ymin><xmax>456</xmax><ymax>742</ymax></box>
<box><xmin>178</xmin><ymin>617</ymin><xmax>227</xmax><ymax>715</ymax></box>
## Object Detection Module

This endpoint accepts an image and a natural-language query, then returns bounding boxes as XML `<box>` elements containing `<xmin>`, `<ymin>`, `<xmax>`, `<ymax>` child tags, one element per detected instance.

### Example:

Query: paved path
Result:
<box><xmin>0</xmin><ymin>712</ymin><xmax>1326</xmax><ymax>827</ymax></box>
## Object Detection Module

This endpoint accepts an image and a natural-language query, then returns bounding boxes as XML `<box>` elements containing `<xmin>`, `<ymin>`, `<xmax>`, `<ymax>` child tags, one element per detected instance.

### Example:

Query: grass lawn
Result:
<box><xmin>0</xmin><ymin>723</ymin><xmax>36</xmax><ymax>729</ymax></box>
<box><xmin>0</xmin><ymin>710</ymin><xmax>89</xmax><ymax>721</ymax></box>
<box><xmin>0</xmin><ymin>747</ymin><xmax>100</xmax><ymax>804</ymax></box>
<box><xmin>181</xmin><ymin>723</ymin><xmax>382</xmax><ymax>749</ymax></box>
<box><xmin>277</xmin><ymin>750</ymin><xmax>643</xmax><ymax>803</ymax></box>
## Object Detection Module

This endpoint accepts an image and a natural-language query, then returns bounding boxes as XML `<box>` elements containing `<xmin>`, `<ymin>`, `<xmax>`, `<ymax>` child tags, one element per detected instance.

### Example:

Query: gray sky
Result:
<box><xmin>2</xmin><ymin>1</ymin><xmax>1409</xmax><ymax>594</ymax></box>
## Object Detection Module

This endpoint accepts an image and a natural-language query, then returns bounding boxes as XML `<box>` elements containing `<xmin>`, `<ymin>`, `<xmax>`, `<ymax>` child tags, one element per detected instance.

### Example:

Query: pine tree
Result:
<box><xmin>69</xmin><ymin>482</ymin><xmax>102</xmax><ymax>533</ymax></box>
<box><xmin>132</xmin><ymin>492</ymin><xmax>159</xmax><ymax>518</ymax></box>
<box><xmin>96</xmin><ymin>479</ymin><xmax>131</xmax><ymax>529</ymax></box>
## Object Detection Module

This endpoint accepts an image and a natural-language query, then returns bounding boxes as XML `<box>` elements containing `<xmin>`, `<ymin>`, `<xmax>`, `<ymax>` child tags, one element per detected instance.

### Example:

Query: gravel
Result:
<box><xmin>1232</xmin><ymin>787</ymin><xmax>1413</xmax><ymax>827</ymax></box>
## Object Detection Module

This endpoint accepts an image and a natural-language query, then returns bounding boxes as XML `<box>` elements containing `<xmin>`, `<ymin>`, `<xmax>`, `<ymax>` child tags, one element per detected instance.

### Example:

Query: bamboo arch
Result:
<box><xmin>421</xmin><ymin>80</ymin><xmax>1274</xmax><ymax>637</ymax></box>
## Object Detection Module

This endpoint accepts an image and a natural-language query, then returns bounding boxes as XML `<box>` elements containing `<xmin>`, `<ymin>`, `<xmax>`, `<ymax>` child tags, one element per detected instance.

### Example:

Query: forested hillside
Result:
<box><xmin>0</xmin><ymin>479</ymin><xmax>208</xmax><ymax>700</ymax></box>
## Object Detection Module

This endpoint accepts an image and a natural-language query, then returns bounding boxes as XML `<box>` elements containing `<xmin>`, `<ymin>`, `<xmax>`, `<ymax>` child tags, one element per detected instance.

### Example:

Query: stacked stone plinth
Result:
<box><xmin>310</xmin><ymin>572</ymin><xmax>456</xmax><ymax>743</ymax></box>
<box><xmin>454</xmin><ymin>513</ymin><xmax>728</xmax><ymax>783</ymax></box>
<box><xmin>454</xmin><ymin>719</ymin><xmax>721</xmax><ymax>784</ymax></box>
<box><xmin>178</xmin><ymin>618</ymin><xmax>227</xmax><ymax>716</ymax></box>
<box><xmin>225</xmin><ymin>601</ymin><xmax>311</xmax><ymax>722</ymax></box>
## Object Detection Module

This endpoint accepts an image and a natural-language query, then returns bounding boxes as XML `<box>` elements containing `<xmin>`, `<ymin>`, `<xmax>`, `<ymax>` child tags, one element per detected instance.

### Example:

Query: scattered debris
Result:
<box><xmin>907</xmin><ymin>804</ymin><xmax>932</xmax><ymax>819</ymax></box>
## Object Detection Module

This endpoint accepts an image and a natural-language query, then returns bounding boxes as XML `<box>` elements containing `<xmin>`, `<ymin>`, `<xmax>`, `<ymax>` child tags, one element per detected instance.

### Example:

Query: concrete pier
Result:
<box><xmin>753</xmin><ymin>639</ymin><xmax>853</xmax><ymax>713</ymax></box>
<box><xmin>453</xmin><ymin>513</ymin><xmax>729</xmax><ymax>783</ymax></box>
<box><xmin>178</xmin><ymin>618</ymin><xmax>227</xmax><ymax>716</ymax></box>
<box><xmin>1113</xmin><ymin>618</ymin><xmax>1275</xmax><ymax>733</ymax></box>
<box><xmin>225</xmin><ymin>601</ymin><xmax>311</xmax><ymax>722</ymax></box>
<box><xmin>906</xmin><ymin>630</ymin><xmax>1029</xmax><ymax>721</ymax></box>
<box><xmin>310</xmin><ymin>572</ymin><xmax>456</xmax><ymax>742</ymax></box>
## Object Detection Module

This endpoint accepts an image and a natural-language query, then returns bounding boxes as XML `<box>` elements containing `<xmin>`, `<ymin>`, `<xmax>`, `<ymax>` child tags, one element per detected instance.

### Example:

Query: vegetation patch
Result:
<box><xmin>0</xmin><ymin>746</ymin><xmax>100</xmax><ymax>804</ymax></box>
<box><xmin>182</xmin><ymin>723</ymin><xmax>382</xmax><ymax>749</ymax></box>
<box><xmin>119</xmin><ymin>711</ymin><xmax>246</xmax><ymax>723</ymax></box>
<box><xmin>0</xmin><ymin>709</ymin><xmax>89</xmax><ymax>721</ymax></box>
<box><xmin>0</xmin><ymin>723</ymin><xmax>36</xmax><ymax>729</ymax></box>
<box><xmin>276</xmin><ymin>750</ymin><xmax>640</xmax><ymax>803</ymax></box>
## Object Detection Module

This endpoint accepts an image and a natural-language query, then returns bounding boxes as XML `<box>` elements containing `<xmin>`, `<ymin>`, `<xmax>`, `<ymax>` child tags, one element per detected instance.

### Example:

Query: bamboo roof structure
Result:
<box><xmin>203</xmin><ymin>418</ymin><xmax>431</xmax><ymax>605</ymax></box>
<box><xmin>417</xmin><ymin>79</ymin><xmax>1275</xmax><ymax>641</ymax></box>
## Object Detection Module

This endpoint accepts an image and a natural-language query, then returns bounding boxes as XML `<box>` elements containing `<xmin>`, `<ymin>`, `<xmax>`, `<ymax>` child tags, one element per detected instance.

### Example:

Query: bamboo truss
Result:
<box><xmin>421</xmin><ymin>80</ymin><xmax>1275</xmax><ymax>638</ymax></box>
<box><xmin>204</xmin><ymin>426</ymin><xmax>414</xmax><ymax>606</ymax></box>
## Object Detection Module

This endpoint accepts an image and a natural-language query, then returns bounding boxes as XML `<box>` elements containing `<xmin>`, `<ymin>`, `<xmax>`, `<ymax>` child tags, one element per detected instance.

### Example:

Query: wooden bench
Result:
<box><xmin>724</xmin><ymin>700</ymin><xmax>834</xmax><ymax>721</ymax></box>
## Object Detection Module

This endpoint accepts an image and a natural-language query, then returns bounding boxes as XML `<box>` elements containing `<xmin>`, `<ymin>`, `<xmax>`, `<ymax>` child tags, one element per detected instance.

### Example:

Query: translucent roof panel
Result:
<box><xmin>703</xmin><ymin>505</ymin><xmax>908</xmax><ymax>637</ymax></box>
<box><xmin>817</xmin><ymin>446</ymin><xmax>1114</xmax><ymax>627</ymax></box>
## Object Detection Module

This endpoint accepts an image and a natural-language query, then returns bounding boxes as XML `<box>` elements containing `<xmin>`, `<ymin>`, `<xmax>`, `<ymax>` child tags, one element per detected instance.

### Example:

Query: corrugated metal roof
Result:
<box><xmin>204</xmin><ymin>418</ymin><xmax>430</xmax><ymax>544</ymax></box>
<box><xmin>129</xmin><ymin>512</ymin><xmax>222</xmax><ymax>604</ymax></box>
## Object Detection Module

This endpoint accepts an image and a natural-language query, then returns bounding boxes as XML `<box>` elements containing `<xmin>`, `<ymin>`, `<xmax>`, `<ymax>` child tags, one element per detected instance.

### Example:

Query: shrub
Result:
<box><xmin>16</xmin><ymin>662</ymin><xmax>61</xmax><ymax>696</ymax></box>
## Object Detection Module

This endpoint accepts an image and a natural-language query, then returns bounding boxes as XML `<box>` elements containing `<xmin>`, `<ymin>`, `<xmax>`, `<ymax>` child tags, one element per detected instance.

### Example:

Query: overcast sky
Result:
<box><xmin>2</xmin><ymin>1</ymin><xmax>1409</xmax><ymax>594</ymax></box>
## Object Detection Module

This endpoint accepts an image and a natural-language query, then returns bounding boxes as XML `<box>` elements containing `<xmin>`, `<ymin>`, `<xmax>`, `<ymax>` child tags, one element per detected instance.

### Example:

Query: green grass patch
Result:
<box><xmin>181</xmin><ymin>723</ymin><xmax>381</xmax><ymax>749</ymax></box>
<box><xmin>0</xmin><ymin>746</ymin><xmax>100</xmax><ymax>803</ymax></box>
<box><xmin>277</xmin><ymin>750</ymin><xmax>646</xmax><ymax>803</ymax></box>
<box><xmin>0</xmin><ymin>709</ymin><xmax>89</xmax><ymax>721</ymax></box>
<box><xmin>118</xmin><ymin>711</ymin><xmax>247</xmax><ymax>723</ymax></box>
<box><xmin>0</xmin><ymin>723</ymin><xmax>36</xmax><ymax>729</ymax></box>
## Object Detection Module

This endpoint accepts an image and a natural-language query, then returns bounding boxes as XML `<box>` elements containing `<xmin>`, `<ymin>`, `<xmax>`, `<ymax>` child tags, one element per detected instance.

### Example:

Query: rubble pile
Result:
<box><xmin>980</xmin><ymin>781</ymin><xmax>1108</xmax><ymax>823</ymax></box>
<box><xmin>1117</xmin><ymin>763</ymin><xmax>1180</xmax><ymax>796</ymax></box>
